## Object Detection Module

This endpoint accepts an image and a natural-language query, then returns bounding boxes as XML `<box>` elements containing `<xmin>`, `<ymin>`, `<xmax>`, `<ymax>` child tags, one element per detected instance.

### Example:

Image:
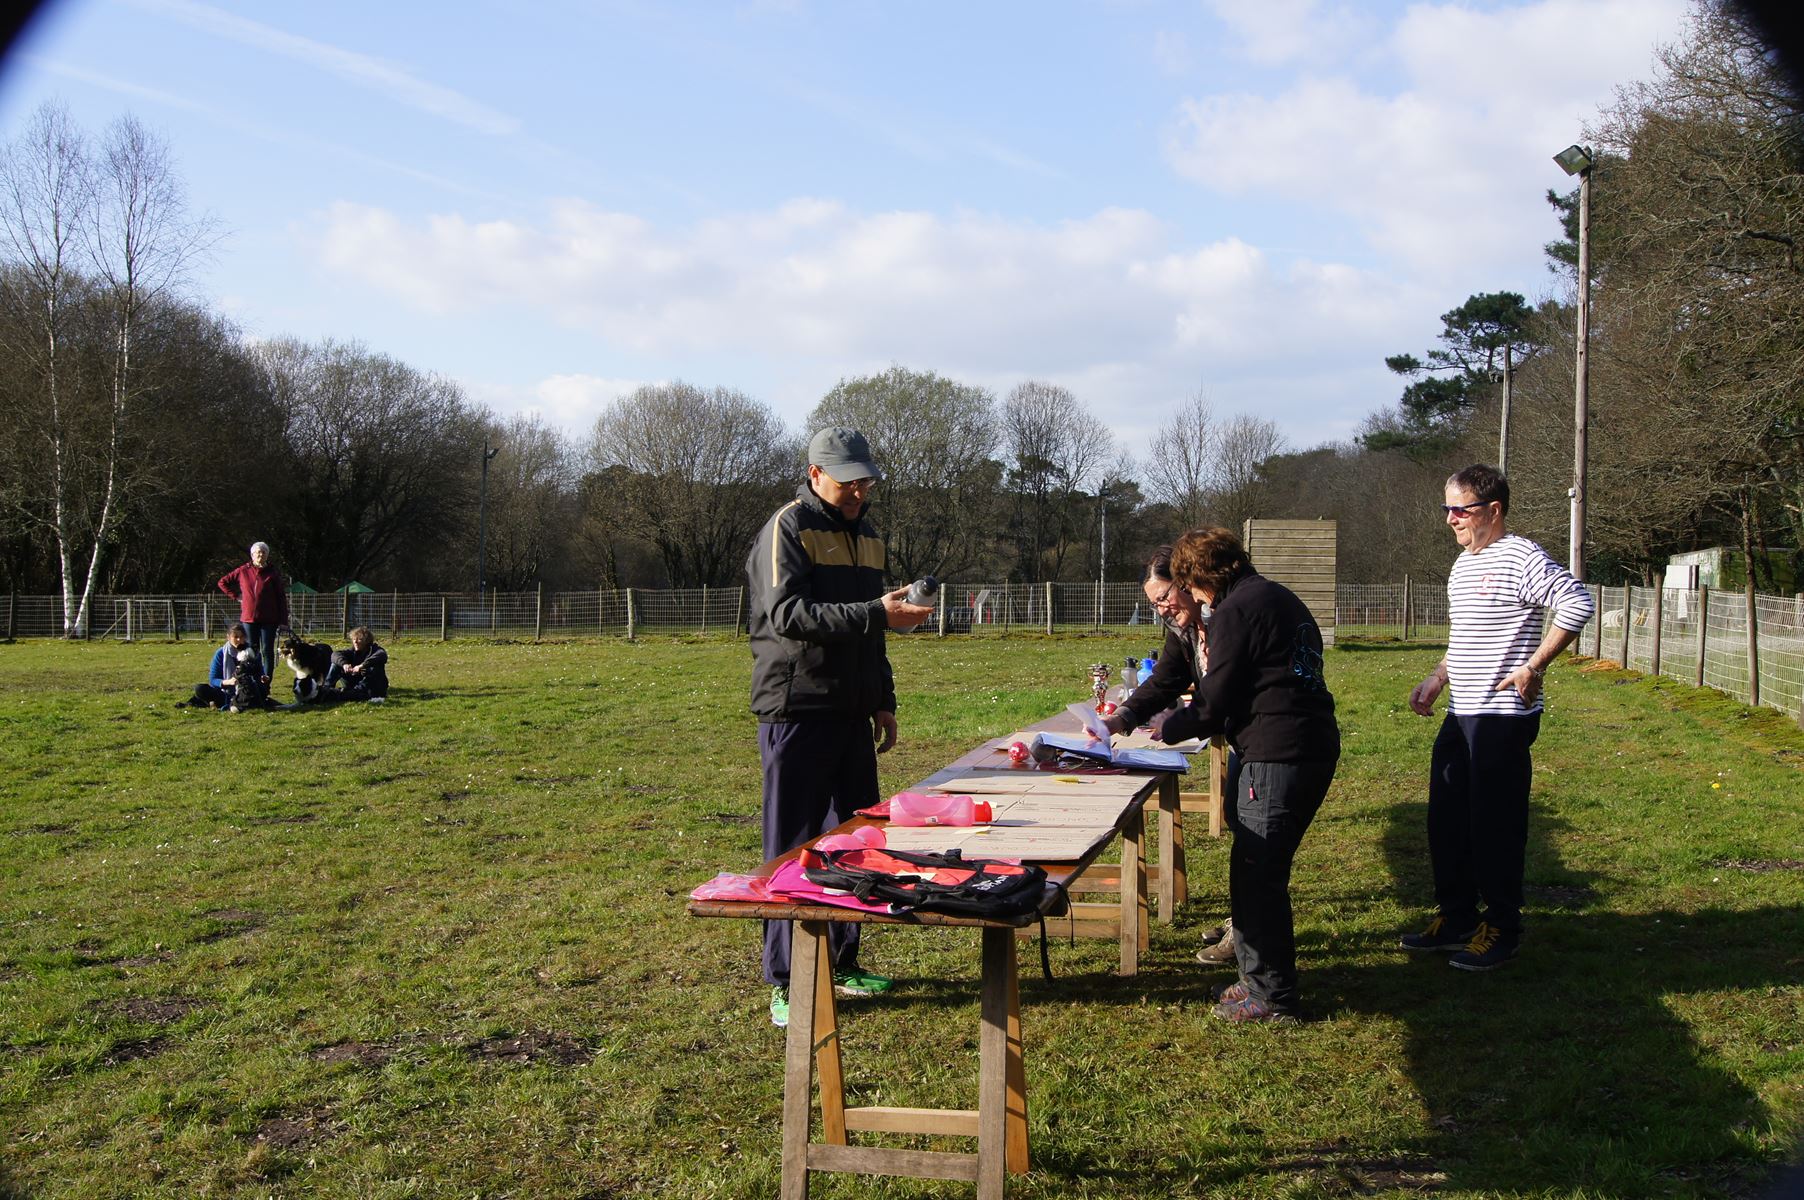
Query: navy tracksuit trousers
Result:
<box><xmin>760</xmin><ymin>717</ymin><xmax>880</xmax><ymax>988</ymax></box>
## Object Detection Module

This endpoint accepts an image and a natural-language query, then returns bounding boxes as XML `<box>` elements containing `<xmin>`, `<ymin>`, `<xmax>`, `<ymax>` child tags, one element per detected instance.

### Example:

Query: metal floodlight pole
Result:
<box><xmin>1555</xmin><ymin>143</ymin><xmax>1594</xmax><ymax>582</ymax></box>
<box><xmin>1498</xmin><ymin>344</ymin><xmax>1513</xmax><ymax>477</ymax></box>
<box><xmin>477</xmin><ymin>438</ymin><xmax>501</xmax><ymax>598</ymax></box>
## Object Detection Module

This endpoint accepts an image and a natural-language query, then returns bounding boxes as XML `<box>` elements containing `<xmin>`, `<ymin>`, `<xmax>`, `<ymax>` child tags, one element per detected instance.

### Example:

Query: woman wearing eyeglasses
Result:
<box><xmin>1103</xmin><ymin>546</ymin><xmax>1240</xmax><ymax>965</ymax></box>
<box><xmin>1139</xmin><ymin>527</ymin><xmax>1339</xmax><ymax>1024</ymax></box>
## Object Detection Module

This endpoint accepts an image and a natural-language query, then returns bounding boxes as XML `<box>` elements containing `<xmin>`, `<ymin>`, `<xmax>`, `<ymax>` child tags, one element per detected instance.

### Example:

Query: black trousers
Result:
<box><xmin>1427</xmin><ymin>712</ymin><xmax>1540</xmax><ymax>934</ymax></box>
<box><xmin>759</xmin><ymin>717</ymin><xmax>879</xmax><ymax>988</ymax></box>
<box><xmin>1228</xmin><ymin>757</ymin><xmax>1336</xmax><ymax>1013</ymax></box>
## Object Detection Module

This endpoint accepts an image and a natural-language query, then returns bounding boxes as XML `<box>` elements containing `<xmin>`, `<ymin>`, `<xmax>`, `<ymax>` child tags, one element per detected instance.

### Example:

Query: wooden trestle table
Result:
<box><xmin>687</xmin><ymin>714</ymin><xmax>1211</xmax><ymax>1198</ymax></box>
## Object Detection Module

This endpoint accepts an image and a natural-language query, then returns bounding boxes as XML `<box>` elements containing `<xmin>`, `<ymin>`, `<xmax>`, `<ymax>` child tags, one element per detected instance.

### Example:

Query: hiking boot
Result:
<box><xmin>832</xmin><ymin>967</ymin><xmax>893</xmax><ymax>997</ymax></box>
<box><xmin>1195</xmin><ymin>919</ymin><xmax>1237</xmax><ymax>966</ymax></box>
<box><xmin>1210</xmin><ymin>980</ymin><xmax>1250</xmax><ymax>1004</ymax></box>
<box><xmin>1211</xmin><ymin>993</ymin><xmax>1299</xmax><ymax>1025</ymax></box>
<box><xmin>1449</xmin><ymin>922</ymin><xmax>1520</xmax><ymax>972</ymax></box>
<box><xmin>1399</xmin><ymin>915</ymin><xmax>1478</xmax><ymax>952</ymax></box>
<box><xmin>1198</xmin><ymin>919</ymin><xmax>1230</xmax><ymax>946</ymax></box>
<box><xmin>769</xmin><ymin>986</ymin><xmax>789</xmax><ymax>1028</ymax></box>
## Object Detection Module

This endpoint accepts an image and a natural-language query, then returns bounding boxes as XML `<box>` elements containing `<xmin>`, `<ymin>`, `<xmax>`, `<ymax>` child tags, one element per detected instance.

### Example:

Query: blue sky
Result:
<box><xmin>0</xmin><ymin>0</ymin><xmax>1691</xmax><ymax>459</ymax></box>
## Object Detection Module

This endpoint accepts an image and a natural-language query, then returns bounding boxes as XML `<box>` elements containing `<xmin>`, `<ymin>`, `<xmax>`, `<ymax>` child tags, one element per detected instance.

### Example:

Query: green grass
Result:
<box><xmin>1</xmin><ymin>634</ymin><xmax>1801</xmax><ymax>1198</ymax></box>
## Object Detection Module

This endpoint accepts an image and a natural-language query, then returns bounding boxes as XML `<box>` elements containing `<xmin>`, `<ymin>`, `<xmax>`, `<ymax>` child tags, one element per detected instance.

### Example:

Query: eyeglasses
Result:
<box><xmin>1149</xmin><ymin>581</ymin><xmax>1178</xmax><ymax>609</ymax></box>
<box><xmin>1439</xmin><ymin>502</ymin><xmax>1493</xmax><ymax>518</ymax></box>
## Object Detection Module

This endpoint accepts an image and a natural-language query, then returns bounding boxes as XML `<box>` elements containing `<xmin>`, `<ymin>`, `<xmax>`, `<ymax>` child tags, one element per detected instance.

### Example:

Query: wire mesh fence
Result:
<box><xmin>6</xmin><ymin>580</ymin><xmax>1799</xmax><ymax>720</ymax></box>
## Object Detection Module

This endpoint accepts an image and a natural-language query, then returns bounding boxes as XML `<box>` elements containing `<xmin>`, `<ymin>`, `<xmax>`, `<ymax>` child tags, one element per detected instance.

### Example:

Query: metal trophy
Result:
<box><xmin>1088</xmin><ymin>662</ymin><xmax>1112</xmax><ymax>713</ymax></box>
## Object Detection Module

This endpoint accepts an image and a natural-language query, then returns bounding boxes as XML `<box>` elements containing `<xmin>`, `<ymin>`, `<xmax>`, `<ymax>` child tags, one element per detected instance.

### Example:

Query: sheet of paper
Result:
<box><xmin>1065</xmin><ymin>701</ymin><xmax>1112</xmax><ymax>742</ymax></box>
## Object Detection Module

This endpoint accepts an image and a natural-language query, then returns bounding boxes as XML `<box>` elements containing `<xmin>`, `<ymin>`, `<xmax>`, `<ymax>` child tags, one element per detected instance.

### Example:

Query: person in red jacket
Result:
<box><xmin>217</xmin><ymin>541</ymin><xmax>290</xmax><ymax>678</ymax></box>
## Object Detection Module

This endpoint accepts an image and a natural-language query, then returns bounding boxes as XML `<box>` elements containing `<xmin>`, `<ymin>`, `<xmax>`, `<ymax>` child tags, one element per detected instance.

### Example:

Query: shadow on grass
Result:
<box><xmin>1334</xmin><ymin>640</ymin><xmax>1450</xmax><ymax>654</ymax></box>
<box><xmin>1005</xmin><ymin>797</ymin><xmax>1802</xmax><ymax>1196</ymax></box>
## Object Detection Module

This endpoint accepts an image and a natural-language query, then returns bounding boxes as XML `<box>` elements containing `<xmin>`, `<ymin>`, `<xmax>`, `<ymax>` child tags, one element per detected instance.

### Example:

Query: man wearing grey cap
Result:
<box><xmin>746</xmin><ymin>426</ymin><xmax>933</xmax><ymax>1028</ymax></box>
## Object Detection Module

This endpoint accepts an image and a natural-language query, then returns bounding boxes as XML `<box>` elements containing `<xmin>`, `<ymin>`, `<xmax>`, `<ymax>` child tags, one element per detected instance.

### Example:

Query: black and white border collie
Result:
<box><xmin>278</xmin><ymin>633</ymin><xmax>336</xmax><ymax>703</ymax></box>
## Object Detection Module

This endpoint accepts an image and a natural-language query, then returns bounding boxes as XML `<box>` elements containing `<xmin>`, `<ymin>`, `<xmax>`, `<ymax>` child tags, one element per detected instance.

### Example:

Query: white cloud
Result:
<box><xmin>1204</xmin><ymin>0</ymin><xmax>1375</xmax><ymax>67</ymax></box>
<box><xmin>1152</xmin><ymin>31</ymin><xmax>1193</xmax><ymax>77</ymax></box>
<box><xmin>463</xmin><ymin>374</ymin><xmax>651</xmax><ymax>437</ymax></box>
<box><xmin>1169</xmin><ymin>0</ymin><xmax>1691</xmax><ymax>282</ymax></box>
<box><xmin>306</xmin><ymin>197</ymin><xmax>1426</xmax><ymax>447</ymax></box>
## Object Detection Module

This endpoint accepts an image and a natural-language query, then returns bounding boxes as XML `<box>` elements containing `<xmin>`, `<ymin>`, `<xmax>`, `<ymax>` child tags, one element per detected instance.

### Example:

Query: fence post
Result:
<box><xmin>490</xmin><ymin>589</ymin><xmax>498</xmax><ymax>636</ymax></box>
<box><xmin>6</xmin><ymin>591</ymin><xmax>13</xmax><ymax>642</ymax></box>
<box><xmin>1649</xmin><ymin>573</ymin><xmax>1664</xmax><ymax>678</ymax></box>
<box><xmin>1095</xmin><ymin>580</ymin><xmax>1103</xmax><ymax>629</ymax></box>
<box><xmin>1618</xmin><ymin>584</ymin><xmax>1631</xmax><ymax>668</ymax></box>
<box><xmin>341</xmin><ymin>589</ymin><xmax>351</xmax><ymax>637</ymax></box>
<box><xmin>202</xmin><ymin>601</ymin><xmax>210</xmax><ymax>642</ymax></box>
<box><xmin>1402</xmin><ymin>575</ymin><xmax>1412</xmax><ymax>640</ymax></box>
<box><xmin>735</xmin><ymin>586</ymin><xmax>746</xmax><ymax>640</ymax></box>
<box><xmin>1044</xmin><ymin>582</ymin><xmax>1054</xmax><ymax>636</ymax></box>
<box><xmin>626</xmin><ymin>588</ymin><xmax>636</xmax><ymax>641</ymax></box>
<box><xmin>440</xmin><ymin>595</ymin><xmax>449</xmax><ymax>642</ymax></box>
<box><xmin>168</xmin><ymin>599</ymin><xmax>177</xmax><ymax>641</ymax></box>
<box><xmin>392</xmin><ymin>590</ymin><xmax>400</xmax><ymax>639</ymax></box>
<box><xmin>1745</xmin><ymin>580</ymin><xmax>1760</xmax><ymax>707</ymax></box>
<box><xmin>937</xmin><ymin>586</ymin><xmax>946</xmax><ymax>638</ymax></box>
<box><xmin>534</xmin><ymin>583</ymin><xmax>544</xmax><ymax>642</ymax></box>
<box><xmin>701</xmin><ymin>584</ymin><xmax>708</xmax><ymax>635</ymax></box>
<box><xmin>124</xmin><ymin>600</ymin><xmax>133</xmax><ymax>643</ymax></box>
<box><xmin>1695</xmin><ymin>585</ymin><xmax>1709</xmax><ymax>688</ymax></box>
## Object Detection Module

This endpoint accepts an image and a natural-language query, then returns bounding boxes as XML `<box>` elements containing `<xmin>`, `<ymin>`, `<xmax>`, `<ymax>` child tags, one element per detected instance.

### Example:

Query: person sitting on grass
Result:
<box><xmin>327</xmin><ymin>626</ymin><xmax>389</xmax><ymax>702</ymax></box>
<box><xmin>180</xmin><ymin>622</ymin><xmax>266</xmax><ymax>710</ymax></box>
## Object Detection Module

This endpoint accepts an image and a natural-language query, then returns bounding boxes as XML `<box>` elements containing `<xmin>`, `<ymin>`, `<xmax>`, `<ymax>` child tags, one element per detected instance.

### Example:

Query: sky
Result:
<box><xmin>0</xmin><ymin>0</ymin><xmax>1694</xmax><ymax>462</ymax></box>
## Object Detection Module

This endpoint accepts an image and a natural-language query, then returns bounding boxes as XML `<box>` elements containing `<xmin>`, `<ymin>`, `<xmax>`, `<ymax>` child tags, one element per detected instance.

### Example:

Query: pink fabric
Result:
<box><xmin>689</xmin><ymin>872</ymin><xmax>776</xmax><ymax>903</ymax></box>
<box><xmin>767</xmin><ymin>859</ymin><xmax>895</xmax><ymax>913</ymax></box>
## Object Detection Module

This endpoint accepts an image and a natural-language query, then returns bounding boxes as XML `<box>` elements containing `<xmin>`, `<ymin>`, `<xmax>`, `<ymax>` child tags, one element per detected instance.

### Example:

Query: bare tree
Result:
<box><xmin>257</xmin><ymin>337</ymin><xmax>484</xmax><ymax>588</ymax></box>
<box><xmin>588</xmin><ymin>382</ymin><xmax>796</xmax><ymax>586</ymax></box>
<box><xmin>808</xmin><ymin>365</ymin><xmax>999</xmax><ymax>580</ymax></box>
<box><xmin>1001</xmin><ymin>381</ymin><xmax>1112</xmax><ymax>580</ymax></box>
<box><xmin>480</xmin><ymin>413</ymin><xmax>578</xmax><ymax>590</ymax></box>
<box><xmin>1144</xmin><ymin>385</ymin><xmax>1215</xmax><ymax>530</ymax></box>
<box><xmin>1210</xmin><ymin>413</ymin><xmax>1288</xmax><ymax>536</ymax></box>
<box><xmin>0</xmin><ymin>102</ymin><xmax>93</xmax><ymax>633</ymax></box>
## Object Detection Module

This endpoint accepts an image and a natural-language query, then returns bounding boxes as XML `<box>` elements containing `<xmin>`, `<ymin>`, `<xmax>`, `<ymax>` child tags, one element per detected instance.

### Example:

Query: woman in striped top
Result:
<box><xmin>1400</xmin><ymin>464</ymin><xmax>1594</xmax><ymax>971</ymax></box>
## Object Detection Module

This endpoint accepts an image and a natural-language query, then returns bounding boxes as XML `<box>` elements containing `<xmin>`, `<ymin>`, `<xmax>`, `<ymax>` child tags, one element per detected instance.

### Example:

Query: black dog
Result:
<box><xmin>278</xmin><ymin>633</ymin><xmax>338</xmax><ymax>703</ymax></box>
<box><xmin>227</xmin><ymin>648</ymin><xmax>270</xmax><ymax>712</ymax></box>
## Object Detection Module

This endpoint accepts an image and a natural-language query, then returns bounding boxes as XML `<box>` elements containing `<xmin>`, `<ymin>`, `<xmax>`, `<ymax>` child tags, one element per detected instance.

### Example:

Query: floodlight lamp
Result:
<box><xmin>1553</xmin><ymin>145</ymin><xmax>1593</xmax><ymax>175</ymax></box>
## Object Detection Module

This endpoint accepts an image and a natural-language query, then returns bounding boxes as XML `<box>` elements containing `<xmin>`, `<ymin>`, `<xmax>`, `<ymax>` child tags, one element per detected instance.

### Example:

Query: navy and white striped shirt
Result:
<box><xmin>1446</xmin><ymin>535</ymin><xmax>1594</xmax><ymax>716</ymax></box>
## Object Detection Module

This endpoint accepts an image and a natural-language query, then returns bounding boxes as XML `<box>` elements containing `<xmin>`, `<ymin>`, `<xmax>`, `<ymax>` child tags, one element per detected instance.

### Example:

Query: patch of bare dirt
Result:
<box><xmin>102</xmin><ymin>1036</ymin><xmax>168</xmax><ymax>1065</ymax></box>
<box><xmin>466</xmin><ymin>1029</ymin><xmax>595</xmax><ymax>1067</ymax></box>
<box><xmin>1712</xmin><ymin>859</ymin><xmax>1804</xmax><ymax>873</ymax></box>
<box><xmin>108</xmin><ymin>995</ymin><xmax>204</xmax><ymax>1023</ymax></box>
<box><xmin>309</xmin><ymin>1041</ymin><xmax>392</xmax><ymax>1067</ymax></box>
<box><xmin>252</xmin><ymin>1107</ymin><xmax>338</xmax><ymax>1150</ymax></box>
<box><xmin>195</xmin><ymin>909</ymin><xmax>266</xmax><ymax>942</ymax></box>
<box><xmin>246</xmin><ymin>813</ymin><xmax>316</xmax><ymax>826</ymax></box>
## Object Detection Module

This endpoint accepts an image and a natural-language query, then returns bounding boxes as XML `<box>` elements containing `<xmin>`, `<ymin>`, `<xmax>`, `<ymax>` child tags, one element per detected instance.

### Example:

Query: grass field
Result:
<box><xmin>2</xmin><ymin>634</ymin><xmax>1801</xmax><ymax>1199</ymax></box>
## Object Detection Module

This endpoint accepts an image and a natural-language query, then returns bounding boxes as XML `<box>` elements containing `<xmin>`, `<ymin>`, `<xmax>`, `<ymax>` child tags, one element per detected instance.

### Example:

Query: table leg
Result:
<box><xmin>1157</xmin><ymin>773</ymin><xmax>1185</xmax><ymax>920</ymax></box>
<box><xmin>1209</xmin><ymin>738</ymin><xmax>1227</xmax><ymax>838</ymax></box>
<box><xmin>813</xmin><ymin>933</ymin><xmax>846</xmax><ymax>1146</ymax></box>
<box><xmin>979</xmin><ymin>926</ymin><xmax>1018</xmax><ymax>1199</ymax></box>
<box><xmin>781</xmin><ymin>920</ymin><xmax>829</xmax><ymax>1200</ymax></box>
<box><xmin>1119</xmin><ymin>804</ymin><xmax>1144</xmax><ymax>976</ymax></box>
<box><xmin>1002</xmin><ymin>928</ymin><xmax>1029</xmax><ymax>1175</ymax></box>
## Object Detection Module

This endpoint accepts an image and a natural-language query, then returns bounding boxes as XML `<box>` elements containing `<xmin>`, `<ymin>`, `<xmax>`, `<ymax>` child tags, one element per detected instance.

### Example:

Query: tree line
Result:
<box><xmin>3</xmin><ymin>0</ymin><xmax>1795</xmax><ymax>635</ymax></box>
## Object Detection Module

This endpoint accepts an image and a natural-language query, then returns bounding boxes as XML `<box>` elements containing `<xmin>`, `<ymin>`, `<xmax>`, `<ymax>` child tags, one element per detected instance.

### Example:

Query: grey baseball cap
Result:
<box><xmin>807</xmin><ymin>427</ymin><xmax>883</xmax><ymax>483</ymax></box>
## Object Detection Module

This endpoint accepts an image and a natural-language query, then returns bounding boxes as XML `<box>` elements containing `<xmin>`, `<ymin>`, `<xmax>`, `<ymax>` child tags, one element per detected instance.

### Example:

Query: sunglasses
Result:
<box><xmin>1440</xmin><ymin>502</ymin><xmax>1493</xmax><ymax>517</ymax></box>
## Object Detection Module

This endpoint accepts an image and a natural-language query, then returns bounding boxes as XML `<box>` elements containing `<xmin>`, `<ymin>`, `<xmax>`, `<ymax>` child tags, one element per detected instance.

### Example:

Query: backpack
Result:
<box><xmin>801</xmin><ymin>845</ymin><xmax>1050</xmax><ymax>921</ymax></box>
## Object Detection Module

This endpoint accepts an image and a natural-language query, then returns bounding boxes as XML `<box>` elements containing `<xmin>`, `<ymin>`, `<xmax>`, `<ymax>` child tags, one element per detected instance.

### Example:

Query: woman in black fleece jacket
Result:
<box><xmin>1161</xmin><ymin>527</ymin><xmax>1339</xmax><ymax>1024</ymax></box>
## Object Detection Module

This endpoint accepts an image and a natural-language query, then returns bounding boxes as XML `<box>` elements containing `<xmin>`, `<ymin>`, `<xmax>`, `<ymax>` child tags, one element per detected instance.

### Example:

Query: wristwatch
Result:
<box><xmin>1527</xmin><ymin>663</ymin><xmax>1546</xmax><ymax>678</ymax></box>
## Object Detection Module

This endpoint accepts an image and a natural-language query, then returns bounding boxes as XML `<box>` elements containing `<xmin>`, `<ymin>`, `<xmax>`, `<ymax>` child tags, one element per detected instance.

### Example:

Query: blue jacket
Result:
<box><xmin>209</xmin><ymin>643</ymin><xmax>263</xmax><ymax>687</ymax></box>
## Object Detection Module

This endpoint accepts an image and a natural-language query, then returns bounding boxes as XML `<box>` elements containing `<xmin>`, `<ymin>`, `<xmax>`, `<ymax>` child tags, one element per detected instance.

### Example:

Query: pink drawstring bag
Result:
<box><xmin>887</xmin><ymin>791</ymin><xmax>993</xmax><ymax>827</ymax></box>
